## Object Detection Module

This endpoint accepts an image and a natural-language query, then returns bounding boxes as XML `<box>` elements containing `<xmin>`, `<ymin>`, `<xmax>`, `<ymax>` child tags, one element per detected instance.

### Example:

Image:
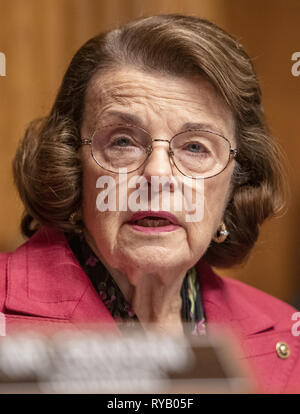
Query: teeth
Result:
<box><xmin>134</xmin><ymin>217</ymin><xmax>171</xmax><ymax>227</ymax></box>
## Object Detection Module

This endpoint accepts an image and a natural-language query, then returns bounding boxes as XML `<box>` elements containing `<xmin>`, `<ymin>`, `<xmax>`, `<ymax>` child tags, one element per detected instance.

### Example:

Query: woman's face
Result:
<box><xmin>80</xmin><ymin>67</ymin><xmax>236</xmax><ymax>285</ymax></box>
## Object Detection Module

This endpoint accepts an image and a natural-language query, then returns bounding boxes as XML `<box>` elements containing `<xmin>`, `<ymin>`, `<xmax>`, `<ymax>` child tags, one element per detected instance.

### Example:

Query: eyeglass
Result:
<box><xmin>81</xmin><ymin>123</ymin><xmax>238</xmax><ymax>179</ymax></box>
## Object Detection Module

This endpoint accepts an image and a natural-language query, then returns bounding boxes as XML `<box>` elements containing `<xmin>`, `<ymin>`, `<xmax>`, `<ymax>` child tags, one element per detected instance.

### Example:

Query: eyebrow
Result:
<box><xmin>103</xmin><ymin>111</ymin><xmax>225</xmax><ymax>136</ymax></box>
<box><xmin>180</xmin><ymin>122</ymin><xmax>224</xmax><ymax>136</ymax></box>
<box><xmin>103</xmin><ymin>111</ymin><xmax>144</xmax><ymax>128</ymax></box>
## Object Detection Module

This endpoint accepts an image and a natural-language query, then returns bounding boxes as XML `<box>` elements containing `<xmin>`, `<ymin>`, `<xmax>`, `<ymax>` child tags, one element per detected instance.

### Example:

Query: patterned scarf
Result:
<box><xmin>66</xmin><ymin>232</ymin><xmax>206</xmax><ymax>336</ymax></box>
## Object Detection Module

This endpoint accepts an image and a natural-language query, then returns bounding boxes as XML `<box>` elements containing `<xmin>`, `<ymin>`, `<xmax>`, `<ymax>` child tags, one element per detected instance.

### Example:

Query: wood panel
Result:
<box><xmin>0</xmin><ymin>0</ymin><xmax>299</xmax><ymax>305</ymax></box>
<box><xmin>218</xmin><ymin>0</ymin><xmax>300</xmax><ymax>306</ymax></box>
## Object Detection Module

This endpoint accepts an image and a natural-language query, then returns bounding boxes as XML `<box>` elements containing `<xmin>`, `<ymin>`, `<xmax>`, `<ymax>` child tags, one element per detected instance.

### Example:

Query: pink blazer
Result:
<box><xmin>0</xmin><ymin>226</ymin><xmax>299</xmax><ymax>393</ymax></box>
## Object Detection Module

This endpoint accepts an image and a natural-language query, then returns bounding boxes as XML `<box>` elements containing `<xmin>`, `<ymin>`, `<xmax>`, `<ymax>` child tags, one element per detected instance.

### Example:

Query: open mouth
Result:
<box><xmin>133</xmin><ymin>217</ymin><xmax>173</xmax><ymax>227</ymax></box>
<box><xmin>128</xmin><ymin>211</ymin><xmax>180</xmax><ymax>232</ymax></box>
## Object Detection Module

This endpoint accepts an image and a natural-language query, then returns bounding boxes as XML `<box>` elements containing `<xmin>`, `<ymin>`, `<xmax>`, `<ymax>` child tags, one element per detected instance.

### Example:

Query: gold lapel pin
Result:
<box><xmin>276</xmin><ymin>342</ymin><xmax>290</xmax><ymax>359</ymax></box>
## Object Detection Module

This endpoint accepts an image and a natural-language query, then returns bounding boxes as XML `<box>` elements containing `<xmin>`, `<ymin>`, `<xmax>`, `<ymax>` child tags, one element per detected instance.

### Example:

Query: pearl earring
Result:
<box><xmin>213</xmin><ymin>222</ymin><xmax>229</xmax><ymax>243</ymax></box>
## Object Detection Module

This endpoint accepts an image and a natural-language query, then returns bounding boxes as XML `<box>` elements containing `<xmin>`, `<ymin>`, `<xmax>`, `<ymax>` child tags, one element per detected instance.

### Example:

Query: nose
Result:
<box><xmin>143</xmin><ymin>140</ymin><xmax>174</xmax><ymax>183</ymax></box>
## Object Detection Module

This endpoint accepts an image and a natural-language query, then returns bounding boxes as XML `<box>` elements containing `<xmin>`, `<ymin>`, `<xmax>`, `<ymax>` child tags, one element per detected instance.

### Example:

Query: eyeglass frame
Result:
<box><xmin>81</xmin><ymin>123</ymin><xmax>238</xmax><ymax>179</ymax></box>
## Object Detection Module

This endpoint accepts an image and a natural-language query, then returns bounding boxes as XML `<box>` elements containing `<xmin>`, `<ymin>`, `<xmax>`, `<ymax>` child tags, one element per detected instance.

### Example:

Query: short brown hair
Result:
<box><xmin>13</xmin><ymin>14</ymin><xmax>286</xmax><ymax>267</ymax></box>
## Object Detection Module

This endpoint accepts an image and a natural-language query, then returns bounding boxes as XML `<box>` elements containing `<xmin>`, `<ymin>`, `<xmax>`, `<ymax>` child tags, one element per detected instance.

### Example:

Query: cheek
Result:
<box><xmin>81</xmin><ymin>160</ymin><xmax>109</xmax><ymax>233</ymax></box>
<box><xmin>81</xmin><ymin>162</ymin><xmax>98</xmax><ymax>220</ymax></box>
<box><xmin>81</xmin><ymin>160</ymin><xmax>125</xmax><ymax>251</ymax></box>
<box><xmin>203</xmin><ymin>172</ymin><xmax>232</xmax><ymax>225</ymax></box>
<box><xmin>186</xmin><ymin>173</ymin><xmax>232</xmax><ymax>247</ymax></box>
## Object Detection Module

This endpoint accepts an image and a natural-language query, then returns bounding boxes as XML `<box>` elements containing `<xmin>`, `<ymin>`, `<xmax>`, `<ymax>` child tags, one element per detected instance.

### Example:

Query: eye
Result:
<box><xmin>109</xmin><ymin>133</ymin><xmax>138</xmax><ymax>149</ymax></box>
<box><xmin>112</xmin><ymin>135</ymin><xmax>133</xmax><ymax>147</ymax></box>
<box><xmin>184</xmin><ymin>141</ymin><xmax>209</xmax><ymax>154</ymax></box>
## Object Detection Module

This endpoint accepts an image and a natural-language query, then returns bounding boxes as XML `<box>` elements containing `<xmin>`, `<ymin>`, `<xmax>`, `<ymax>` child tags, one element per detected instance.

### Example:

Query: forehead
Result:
<box><xmin>82</xmin><ymin>67</ymin><xmax>235</xmax><ymax>139</ymax></box>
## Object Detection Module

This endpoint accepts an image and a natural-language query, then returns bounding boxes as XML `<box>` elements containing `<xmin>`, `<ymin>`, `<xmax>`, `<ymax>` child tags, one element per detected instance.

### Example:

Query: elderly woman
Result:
<box><xmin>0</xmin><ymin>14</ymin><xmax>299</xmax><ymax>393</ymax></box>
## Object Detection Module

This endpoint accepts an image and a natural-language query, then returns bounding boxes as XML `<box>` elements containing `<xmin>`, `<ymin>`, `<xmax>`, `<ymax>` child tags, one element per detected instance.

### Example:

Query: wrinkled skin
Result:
<box><xmin>80</xmin><ymin>67</ymin><xmax>236</xmax><ymax>334</ymax></box>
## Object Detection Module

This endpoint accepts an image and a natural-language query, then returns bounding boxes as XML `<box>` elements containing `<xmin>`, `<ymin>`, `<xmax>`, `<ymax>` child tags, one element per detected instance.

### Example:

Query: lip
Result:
<box><xmin>127</xmin><ymin>211</ymin><xmax>181</xmax><ymax>233</ymax></box>
<box><xmin>128</xmin><ymin>211</ymin><xmax>179</xmax><ymax>225</ymax></box>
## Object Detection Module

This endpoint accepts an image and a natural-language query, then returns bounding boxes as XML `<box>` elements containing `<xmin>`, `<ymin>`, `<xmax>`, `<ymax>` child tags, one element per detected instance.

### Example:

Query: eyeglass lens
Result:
<box><xmin>91</xmin><ymin>124</ymin><xmax>231</xmax><ymax>178</ymax></box>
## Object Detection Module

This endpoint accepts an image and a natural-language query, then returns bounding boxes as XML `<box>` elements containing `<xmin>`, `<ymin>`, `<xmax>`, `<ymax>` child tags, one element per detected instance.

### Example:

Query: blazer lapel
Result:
<box><xmin>197</xmin><ymin>260</ymin><xmax>276</xmax><ymax>337</ymax></box>
<box><xmin>5</xmin><ymin>227</ymin><xmax>118</xmax><ymax>333</ymax></box>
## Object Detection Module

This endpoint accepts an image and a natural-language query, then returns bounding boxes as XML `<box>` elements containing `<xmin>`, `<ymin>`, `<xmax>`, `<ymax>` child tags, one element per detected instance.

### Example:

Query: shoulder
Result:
<box><xmin>0</xmin><ymin>227</ymin><xmax>70</xmax><ymax>311</ymax></box>
<box><xmin>225</xmin><ymin>277</ymin><xmax>300</xmax><ymax>393</ymax></box>
<box><xmin>0</xmin><ymin>252</ymin><xmax>9</xmax><ymax>312</ymax></box>
<box><xmin>0</xmin><ymin>252</ymin><xmax>9</xmax><ymax>269</ymax></box>
<box><xmin>198</xmin><ymin>261</ymin><xmax>300</xmax><ymax>393</ymax></box>
<box><xmin>198</xmin><ymin>260</ymin><xmax>297</xmax><ymax>330</ymax></box>
<box><xmin>223</xmin><ymin>275</ymin><xmax>297</xmax><ymax>327</ymax></box>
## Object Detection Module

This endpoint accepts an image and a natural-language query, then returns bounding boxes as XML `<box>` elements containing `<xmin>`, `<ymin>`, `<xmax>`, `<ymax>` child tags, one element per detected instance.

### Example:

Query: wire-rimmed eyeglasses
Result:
<box><xmin>81</xmin><ymin>123</ymin><xmax>238</xmax><ymax>179</ymax></box>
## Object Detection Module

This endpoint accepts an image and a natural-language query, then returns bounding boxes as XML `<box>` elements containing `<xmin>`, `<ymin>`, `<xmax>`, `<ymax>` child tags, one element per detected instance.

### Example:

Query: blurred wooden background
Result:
<box><xmin>0</xmin><ymin>0</ymin><xmax>299</xmax><ymax>306</ymax></box>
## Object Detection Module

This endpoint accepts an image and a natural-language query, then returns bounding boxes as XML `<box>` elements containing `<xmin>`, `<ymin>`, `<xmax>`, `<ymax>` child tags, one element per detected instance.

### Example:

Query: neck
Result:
<box><xmin>83</xmin><ymin>229</ymin><xmax>187</xmax><ymax>335</ymax></box>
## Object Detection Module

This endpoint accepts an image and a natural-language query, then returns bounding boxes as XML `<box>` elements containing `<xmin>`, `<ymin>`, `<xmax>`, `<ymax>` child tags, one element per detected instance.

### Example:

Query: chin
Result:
<box><xmin>116</xmin><ymin>244</ymin><xmax>190</xmax><ymax>277</ymax></box>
